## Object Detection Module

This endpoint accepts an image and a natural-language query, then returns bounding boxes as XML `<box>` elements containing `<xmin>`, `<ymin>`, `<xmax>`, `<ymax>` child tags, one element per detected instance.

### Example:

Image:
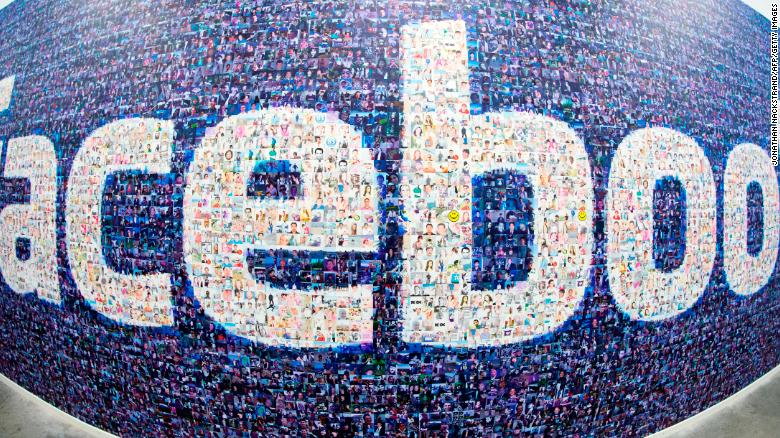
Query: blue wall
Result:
<box><xmin>0</xmin><ymin>0</ymin><xmax>776</xmax><ymax>436</ymax></box>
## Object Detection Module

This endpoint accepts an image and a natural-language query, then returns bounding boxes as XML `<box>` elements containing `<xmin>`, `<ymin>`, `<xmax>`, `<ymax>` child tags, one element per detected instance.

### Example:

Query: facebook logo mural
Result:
<box><xmin>0</xmin><ymin>0</ymin><xmax>776</xmax><ymax>436</ymax></box>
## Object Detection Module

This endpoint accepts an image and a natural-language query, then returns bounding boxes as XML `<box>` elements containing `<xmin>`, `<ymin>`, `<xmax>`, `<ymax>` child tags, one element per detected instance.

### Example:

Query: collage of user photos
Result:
<box><xmin>0</xmin><ymin>0</ymin><xmax>776</xmax><ymax>436</ymax></box>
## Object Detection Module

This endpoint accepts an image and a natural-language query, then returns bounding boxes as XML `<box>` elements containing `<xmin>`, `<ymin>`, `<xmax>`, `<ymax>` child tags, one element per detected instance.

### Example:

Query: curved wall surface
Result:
<box><xmin>0</xmin><ymin>0</ymin><xmax>777</xmax><ymax>436</ymax></box>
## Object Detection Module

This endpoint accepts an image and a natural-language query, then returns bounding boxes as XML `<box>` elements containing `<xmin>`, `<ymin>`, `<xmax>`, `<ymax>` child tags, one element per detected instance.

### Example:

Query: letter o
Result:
<box><xmin>606</xmin><ymin>128</ymin><xmax>716</xmax><ymax>320</ymax></box>
<box><xmin>723</xmin><ymin>143</ymin><xmax>780</xmax><ymax>296</ymax></box>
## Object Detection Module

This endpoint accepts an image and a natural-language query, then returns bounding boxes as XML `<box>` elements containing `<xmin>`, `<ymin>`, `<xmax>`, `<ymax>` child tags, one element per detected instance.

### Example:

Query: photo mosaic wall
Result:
<box><xmin>0</xmin><ymin>0</ymin><xmax>776</xmax><ymax>436</ymax></box>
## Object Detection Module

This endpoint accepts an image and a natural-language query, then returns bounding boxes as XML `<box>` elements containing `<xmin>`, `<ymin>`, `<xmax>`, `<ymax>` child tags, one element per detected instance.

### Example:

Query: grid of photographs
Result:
<box><xmin>0</xmin><ymin>0</ymin><xmax>775</xmax><ymax>436</ymax></box>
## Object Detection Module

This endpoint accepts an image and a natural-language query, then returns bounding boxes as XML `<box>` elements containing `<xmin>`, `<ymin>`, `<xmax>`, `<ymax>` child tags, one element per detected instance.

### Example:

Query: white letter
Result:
<box><xmin>183</xmin><ymin>109</ymin><xmax>378</xmax><ymax>348</ymax></box>
<box><xmin>606</xmin><ymin>128</ymin><xmax>716</xmax><ymax>320</ymax></box>
<box><xmin>723</xmin><ymin>143</ymin><xmax>780</xmax><ymax>295</ymax></box>
<box><xmin>0</xmin><ymin>136</ymin><xmax>59</xmax><ymax>303</ymax></box>
<box><xmin>399</xmin><ymin>21</ymin><xmax>594</xmax><ymax>347</ymax></box>
<box><xmin>66</xmin><ymin>119</ymin><xmax>173</xmax><ymax>326</ymax></box>
<box><xmin>0</xmin><ymin>75</ymin><xmax>14</xmax><ymax>113</ymax></box>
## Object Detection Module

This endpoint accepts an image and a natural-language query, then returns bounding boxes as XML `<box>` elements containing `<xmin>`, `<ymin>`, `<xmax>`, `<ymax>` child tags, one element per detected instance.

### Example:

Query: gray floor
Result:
<box><xmin>0</xmin><ymin>376</ymin><xmax>112</xmax><ymax>438</ymax></box>
<box><xmin>0</xmin><ymin>367</ymin><xmax>778</xmax><ymax>437</ymax></box>
<box><xmin>651</xmin><ymin>365</ymin><xmax>780</xmax><ymax>438</ymax></box>
<box><xmin>667</xmin><ymin>378</ymin><xmax>780</xmax><ymax>437</ymax></box>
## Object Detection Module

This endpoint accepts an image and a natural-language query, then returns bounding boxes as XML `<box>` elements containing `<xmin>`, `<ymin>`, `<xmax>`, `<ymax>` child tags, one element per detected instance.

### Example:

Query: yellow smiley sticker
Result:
<box><xmin>577</xmin><ymin>210</ymin><xmax>587</xmax><ymax>221</ymax></box>
<box><xmin>448</xmin><ymin>210</ymin><xmax>460</xmax><ymax>222</ymax></box>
